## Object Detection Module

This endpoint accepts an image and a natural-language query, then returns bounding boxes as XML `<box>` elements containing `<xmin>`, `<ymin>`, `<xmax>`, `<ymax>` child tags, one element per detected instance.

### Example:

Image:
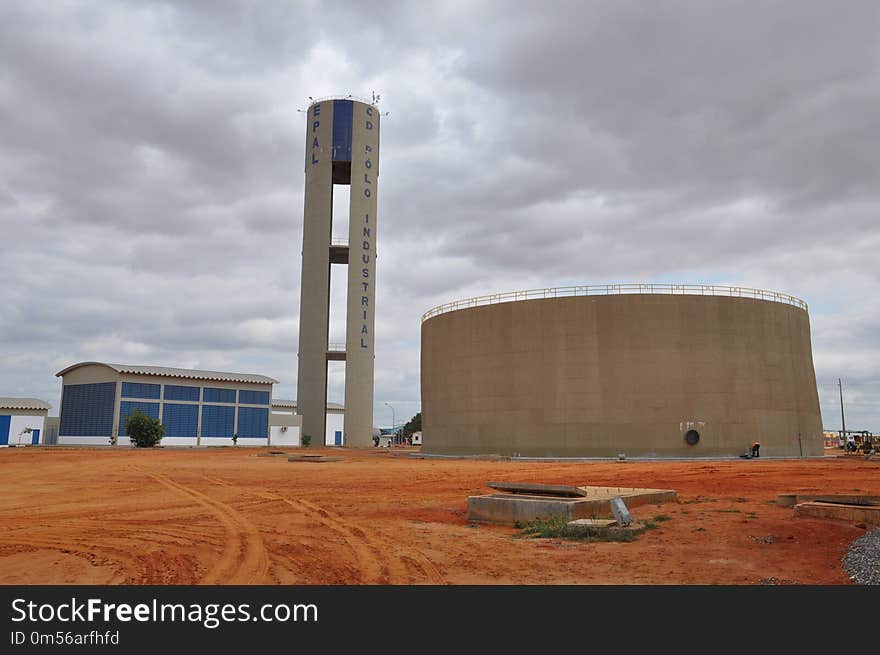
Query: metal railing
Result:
<box><xmin>421</xmin><ymin>283</ymin><xmax>808</xmax><ymax>322</ymax></box>
<box><xmin>308</xmin><ymin>94</ymin><xmax>376</xmax><ymax>107</ymax></box>
<box><xmin>330</xmin><ymin>238</ymin><xmax>348</xmax><ymax>247</ymax></box>
<box><xmin>327</xmin><ymin>342</ymin><xmax>346</xmax><ymax>352</ymax></box>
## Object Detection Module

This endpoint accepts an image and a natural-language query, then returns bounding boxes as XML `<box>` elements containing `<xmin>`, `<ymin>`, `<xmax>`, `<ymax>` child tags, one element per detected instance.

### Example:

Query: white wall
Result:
<box><xmin>58</xmin><ymin>435</ymin><xmax>120</xmax><ymax>446</ymax></box>
<box><xmin>325</xmin><ymin>411</ymin><xmax>344</xmax><ymax>445</ymax></box>
<box><xmin>160</xmin><ymin>437</ymin><xmax>197</xmax><ymax>447</ymax></box>
<box><xmin>271</xmin><ymin>425</ymin><xmax>301</xmax><ymax>446</ymax></box>
<box><xmin>201</xmin><ymin>437</ymin><xmax>268</xmax><ymax>447</ymax></box>
<box><xmin>2</xmin><ymin>414</ymin><xmax>46</xmax><ymax>446</ymax></box>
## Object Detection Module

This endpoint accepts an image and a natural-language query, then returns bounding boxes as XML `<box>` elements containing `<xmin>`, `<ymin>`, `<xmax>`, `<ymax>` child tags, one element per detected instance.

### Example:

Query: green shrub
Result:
<box><xmin>301</xmin><ymin>434</ymin><xmax>312</xmax><ymax>448</ymax></box>
<box><xmin>126</xmin><ymin>410</ymin><xmax>165</xmax><ymax>448</ymax></box>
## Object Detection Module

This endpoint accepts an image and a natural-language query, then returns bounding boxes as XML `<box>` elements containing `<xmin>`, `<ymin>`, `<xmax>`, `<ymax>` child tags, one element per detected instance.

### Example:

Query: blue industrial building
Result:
<box><xmin>55</xmin><ymin>362</ymin><xmax>278</xmax><ymax>446</ymax></box>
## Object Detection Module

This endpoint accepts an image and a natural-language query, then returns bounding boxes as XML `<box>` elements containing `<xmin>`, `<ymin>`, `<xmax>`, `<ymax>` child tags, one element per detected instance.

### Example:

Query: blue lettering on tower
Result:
<box><xmin>310</xmin><ymin>104</ymin><xmax>321</xmax><ymax>166</ymax></box>
<box><xmin>358</xmin><ymin>110</ymin><xmax>378</xmax><ymax>350</ymax></box>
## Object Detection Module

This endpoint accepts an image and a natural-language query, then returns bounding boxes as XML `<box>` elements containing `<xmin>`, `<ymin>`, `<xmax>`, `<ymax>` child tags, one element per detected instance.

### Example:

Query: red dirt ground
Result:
<box><xmin>0</xmin><ymin>447</ymin><xmax>876</xmax><ymax>585</ymax></box>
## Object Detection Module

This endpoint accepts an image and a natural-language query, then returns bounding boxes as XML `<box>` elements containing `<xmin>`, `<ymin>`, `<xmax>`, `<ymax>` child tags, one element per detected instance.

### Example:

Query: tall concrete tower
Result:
<box><xmin>297</xmin><ymin>97</ymin><xmax>380</xmax><ymax>447</ymax></box>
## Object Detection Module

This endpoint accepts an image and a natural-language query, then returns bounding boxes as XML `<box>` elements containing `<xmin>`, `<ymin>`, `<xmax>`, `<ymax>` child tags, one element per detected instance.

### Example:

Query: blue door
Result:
<box><xmin>334</xmin><ymin>430</ymin><xmax>342</xmax><ymax>446</ymax></box>
<box><xmin>31</xmin><ymin>429</ymin><xmax>40</xmax><ymax>445</ymax></box>
<box><xmin>0</xmin><ymin>416</ymin><xmax>9</xmax><ymax>445</ymax></box>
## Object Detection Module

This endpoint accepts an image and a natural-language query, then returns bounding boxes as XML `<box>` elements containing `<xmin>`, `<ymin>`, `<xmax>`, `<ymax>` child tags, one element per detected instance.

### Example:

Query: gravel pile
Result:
<box><xmin>843</xmin><ymin>527</ymin><xmax>880</xmax><ymax>585</ymax></box>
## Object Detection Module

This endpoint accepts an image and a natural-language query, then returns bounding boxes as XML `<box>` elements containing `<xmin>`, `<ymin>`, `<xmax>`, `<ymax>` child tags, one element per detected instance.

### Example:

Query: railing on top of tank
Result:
<box><xmin>421</xmin><ymin>284</ymin><xmax>808</xmax><ymax>322</ymax></box>
<box><xmin>330</xmin><ymin>238</ymin><xmax>348</xmax><ymax>247</ymax></box>
<box><xmin>327</xmin><ymin>343</ymin><xmax>346</xmax><ymax>352</ymax></box>
<box><xmin>308</xmin><ymin>95</ymin><xmax>376</xmax><ymax>107</ymax></box>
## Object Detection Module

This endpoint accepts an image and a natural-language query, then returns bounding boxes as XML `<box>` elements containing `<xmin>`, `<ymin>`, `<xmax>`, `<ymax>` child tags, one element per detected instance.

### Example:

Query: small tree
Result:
<box><xmin>126</xmin><ymin>410</ymin><xmax>165</xmax><ymax>448</ymax></box>
<box><xmin>402</xmin><ymin>412</ymin><xmax>422</xmax><ymax>440</ymax></box>
<box><xmin>301</xmin><ymin>434</ymin><xmax>312</xmax><ymax>448</ymax></box>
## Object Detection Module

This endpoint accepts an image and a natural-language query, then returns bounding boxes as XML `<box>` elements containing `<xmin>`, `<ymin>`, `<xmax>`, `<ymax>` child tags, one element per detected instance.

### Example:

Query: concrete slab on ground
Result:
<box><xmin>794</xmin><ymin>501</ymin><xmax>880</xmax><ymax>526</ymax></box>
<box><xmin>778</xmin><ymin>493</ymin><xmax>880</xmax><ymax>508</ymax></box>
<box><xmin>466</xmin><ymin>486</ymin><xmax>676</xmax><ymax>525</ymax></box>
<box><xmin>287</xmin><ymin>454</ymin><xmax>343</xmax><ymax>463</ymax></box>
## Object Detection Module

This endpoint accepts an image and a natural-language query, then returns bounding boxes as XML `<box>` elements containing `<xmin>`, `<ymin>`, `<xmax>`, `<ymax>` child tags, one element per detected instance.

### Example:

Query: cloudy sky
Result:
<box><xmin>1</xmin><ymin>1</ymin><xmax>878</xmax><ymax>431</ymax></box>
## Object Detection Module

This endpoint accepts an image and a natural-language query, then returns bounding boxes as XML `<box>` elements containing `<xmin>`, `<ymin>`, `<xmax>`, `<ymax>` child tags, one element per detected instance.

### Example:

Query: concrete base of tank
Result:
<box><xmin>466</xmin><ymin>486</ymin><xmax>676</xmax><ymax>525</ymax></box>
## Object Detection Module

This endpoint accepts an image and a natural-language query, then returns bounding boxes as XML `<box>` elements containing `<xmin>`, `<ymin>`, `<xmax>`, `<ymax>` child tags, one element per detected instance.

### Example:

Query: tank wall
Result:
<box><xmin>421</xmin><ymin>295</ymin><xmax>823</xmax><ymax>457</ymax></box>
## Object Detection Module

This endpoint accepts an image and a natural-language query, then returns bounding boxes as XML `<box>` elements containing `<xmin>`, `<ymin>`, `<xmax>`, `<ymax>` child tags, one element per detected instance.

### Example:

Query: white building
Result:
<box><xmin>268</xmin><ymin>398</ymin><xmax>302</xmax><ymax>446</ymax></box>
<box><xmin>0</xmin><ymin>398</ymin><xmax>51</xmax><ymax>446</ymax></box>
<box><xmin>270</xmin><ymin>399</ymin><xmax>343</xmax><ymax>447</ymax></box>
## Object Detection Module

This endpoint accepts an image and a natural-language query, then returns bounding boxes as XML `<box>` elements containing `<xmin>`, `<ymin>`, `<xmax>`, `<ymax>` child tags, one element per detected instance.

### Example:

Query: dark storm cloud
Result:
<box><xmin>1</xmin><ymin>1</ymin><xmax>878</xmax><ymax>428</ymax></box>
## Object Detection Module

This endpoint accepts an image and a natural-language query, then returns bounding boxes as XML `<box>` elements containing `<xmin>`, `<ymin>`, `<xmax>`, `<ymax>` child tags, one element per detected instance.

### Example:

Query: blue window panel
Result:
<box><xmin>238</xmin><ymin>389</ymin><xmax>269</xmax><ymax>406</ymax></box>
<box><xmin>203</xmin><ymin>387</ymin><xmax>236</xmax><ymax>404</ymax></box>
<box><xmin>118</xmin><ymin>401</ymin><xmax>160</xmax><ymax>436</ymax></box>
<box><xmin>59</xmin><ymin>382</ymin><xmax>116</xmax><ymax>437</ymax></box>
<box><xmin>331</xmin><ymin>99</ymin><xmax>353</xmax><ymax>162</ymax></box>
<box><xmin>164</xmin><ymin>384</ymin><xmax>200</xmax><ymax>402</ymax></box>
<box><xmin>201</xmin><ymin>405</ymin><xmax>235</xmax><ymax>438</ymax></box>
<box><xmin>0</xmin><ymin>415</ymin><xmax>10</xmax><ymax>445</ymax></box>
<box><xmin>31</xmin><ymin>429</ymin><xmax>40</xmax><ymax>445</ymax></box>
<box><xmin>237</xmin><ymin>407</ymin><xmax>268</xmax><ymax>438</ymax></box>
<box><xmin>121</xmin><ymin>382</ymin><xmax>161</xmax><ymax>399</ymax></box>
<box><xmin>162</xmin><ymin>403</ymin><xmax>198</xmax><ymax>438</ymax></box>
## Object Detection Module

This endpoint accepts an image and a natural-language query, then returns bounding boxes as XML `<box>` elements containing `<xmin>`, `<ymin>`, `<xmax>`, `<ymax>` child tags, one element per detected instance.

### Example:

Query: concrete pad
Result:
<box><xmin>466</xmin><ymin>486</ymin><xmax>676</xmax><ymax>524</ymax></box>
<box><xmin>778</xmin><ymin>493</ymin><xmax>880</xmax><ymax>507</ymax></box>
<box><xmin>776</xmin><ymin>494</ymin><xmax>798</xmax><ymax>507</ymax></box>
<box><xmin>794</xmin><ymin>501</ymin><xmax>880</xmax><ymax>526</ymax></box>
<box><xmin>287</xmin><ymin>454</ymin><xmax>343</xmax><ymax>463</ymax></box>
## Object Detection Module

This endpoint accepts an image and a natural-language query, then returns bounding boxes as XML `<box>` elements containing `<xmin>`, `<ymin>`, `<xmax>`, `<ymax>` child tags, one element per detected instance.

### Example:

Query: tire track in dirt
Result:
<box><xmin>0</xmin><ymin>536</ymin><xmax>134</xmax><ymax>582</ymax></box>
<box><xmin>202</xmin><ymin>475</ymin><xmax>444</xmax><ymax>584</ymax></box>
<box><xmin>144</xmin><ymin>471</ymin><xmax>270</xmax><ymax>584</ymax></box>
<box><xmin>201</xmin><ymin>474</ymin><xmax>385</xmax><ymax>583</ymax></box>
<box><xmin>298</xmin><ymin>497</ymin><xmax>444</xmax><ymax>583</ymax></box>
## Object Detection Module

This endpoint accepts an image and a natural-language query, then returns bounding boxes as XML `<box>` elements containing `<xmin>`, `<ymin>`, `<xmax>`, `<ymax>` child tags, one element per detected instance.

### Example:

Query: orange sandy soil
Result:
<box><xmin>0</xmin><ymin>446</ymin><xmax>876</xmax><ymax>585</ymax></box>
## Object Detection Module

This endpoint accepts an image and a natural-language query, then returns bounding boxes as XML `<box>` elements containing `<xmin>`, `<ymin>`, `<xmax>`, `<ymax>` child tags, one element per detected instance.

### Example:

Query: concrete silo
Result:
<box><xmin>420</xmin><ymin>285</ymin><xmax>823</xmax><ymax>458</ymax></box>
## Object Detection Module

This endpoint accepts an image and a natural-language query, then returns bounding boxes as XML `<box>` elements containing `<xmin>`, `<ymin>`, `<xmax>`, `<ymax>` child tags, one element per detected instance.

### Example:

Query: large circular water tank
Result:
<box><xmin>420</xmin><ymin>285</ymin><xmax>822</xmax><ymax>458</ymax></box>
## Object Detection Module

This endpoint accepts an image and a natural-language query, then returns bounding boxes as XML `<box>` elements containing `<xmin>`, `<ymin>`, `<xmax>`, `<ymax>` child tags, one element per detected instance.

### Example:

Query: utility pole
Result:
<box><xmin>384</xmin><ymin>402</ymin><xmax>396</xmax><ymax>445</ymax></box>
<box><xmin>838</xmin><ymin>378</ymin><xmax>846</xmax><ymax>447</ymax></box>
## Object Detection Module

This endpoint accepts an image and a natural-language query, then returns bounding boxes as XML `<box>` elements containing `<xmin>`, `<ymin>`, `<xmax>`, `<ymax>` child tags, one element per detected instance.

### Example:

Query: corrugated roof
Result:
<box><xmin>272</xmin><ymin>398</ymin><xmax>344</xmax><ymax>410</ymax></box>
<box><xmin>0</xmin><ymin>397</ymin><xmax>51</xmax><ymax>411</ymax></box>
<box><xmin>56</xmin><ymin>362</ymin><xmax>278</xmax><ymax>385</ymax></box>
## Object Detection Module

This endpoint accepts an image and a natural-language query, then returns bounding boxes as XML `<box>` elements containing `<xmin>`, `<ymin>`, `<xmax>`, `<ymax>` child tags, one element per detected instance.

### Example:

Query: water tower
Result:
<box><xmin>297</xmin><ymin>97</ymin><xmax>380</xmax><ymax>446</ymax></box>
